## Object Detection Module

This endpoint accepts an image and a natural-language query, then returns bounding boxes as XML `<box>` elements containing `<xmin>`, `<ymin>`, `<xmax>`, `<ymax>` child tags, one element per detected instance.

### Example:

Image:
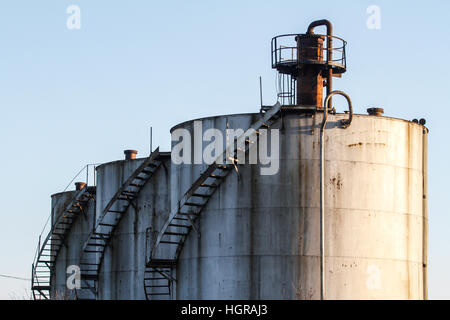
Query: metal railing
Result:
<box><xmin>276</xmin><ymin>73</ymin><xmax>296</xmax><ymax>106</ymax></box>
<box><xmin>271</xmin><ymin>34</ymin><xmax>347</xmax><ymax>70</ymax></box>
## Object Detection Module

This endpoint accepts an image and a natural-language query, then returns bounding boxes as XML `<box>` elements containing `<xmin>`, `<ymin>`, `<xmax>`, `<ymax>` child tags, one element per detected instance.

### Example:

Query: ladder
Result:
<box><xmin>31</xmin><ymin>186</ymin><xmax>94</xmax><ymax>300</ymax></box>
<box><xmin>144</xmin><ymin>103</ymin><xmax>281</xmax><ymax>300</ymax></box>
<box><xmin>77</xmin><ymin>148</ymin><xmax>162</xmax><ymax>300</ymax></box>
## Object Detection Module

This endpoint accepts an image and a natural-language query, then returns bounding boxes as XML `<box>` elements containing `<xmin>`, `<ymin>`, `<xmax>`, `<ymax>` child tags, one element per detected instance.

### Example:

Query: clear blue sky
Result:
<box><xmin>0</xmin><ymin>0</ymin><xmax>448</xmax><ymax>299</ymax></box>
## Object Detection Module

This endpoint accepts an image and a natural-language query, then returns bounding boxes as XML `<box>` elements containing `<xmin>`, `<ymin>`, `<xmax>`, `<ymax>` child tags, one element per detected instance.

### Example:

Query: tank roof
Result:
<box><xmin>96</xmin><ymin>152</ymin><xmax>171</xmax><ymax>171</ymax></box>
<box><xmin>170</xmin><ymin>111</ymin><xmax>428</xmax><ymax>133</ymax></box>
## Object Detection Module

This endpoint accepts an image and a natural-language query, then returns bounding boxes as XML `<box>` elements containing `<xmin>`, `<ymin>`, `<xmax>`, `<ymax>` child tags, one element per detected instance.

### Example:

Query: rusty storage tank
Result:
<box><xmin>91</xmin><ymin>150</ymin><xmax>171</xmax><ymax>299</ymax></box>
<box><xmin>49</xmin><ymin>183</ymin><xmax>96</xmax><ymax>299</ymax></box>
<box><xmin>148</xmin><ymin>20</ymin><xmax>428</xmax><ymax>300</ymax></box>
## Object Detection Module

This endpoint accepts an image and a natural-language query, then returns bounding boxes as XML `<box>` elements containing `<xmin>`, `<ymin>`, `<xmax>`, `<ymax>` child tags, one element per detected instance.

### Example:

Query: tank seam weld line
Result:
<box><xmin>176</xmin><ymin>255</ymin><xmax>424</xmax><ymax>264</ymax></box>
<box><xmin>104</xmin><ymin>208</ymin><xmax>426</xmax><ymax>236</ymax></box>
<box><xmin>92</xmin><ymin>260</ymin><xmax>424</xmax><ymax>275</ymax></box>
<box><xmin>197</xmin><ymin>207</ymin><xmax>424</xmax><ymax>218</ymax></box>
<box><xmin>274</xmin><ymin>159</ymin><xmax>423</xmax><ymax>173</ymax></box>
<box><xmin>98</xmin><ymin>258</ymin><xmax>424</xmax><ymax>274</ymax></box>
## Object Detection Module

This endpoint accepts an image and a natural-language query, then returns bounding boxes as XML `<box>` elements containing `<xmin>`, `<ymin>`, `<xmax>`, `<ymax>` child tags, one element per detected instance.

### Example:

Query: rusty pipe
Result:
<box><xmin>308</xmin><ymin>20</ymin><xmax>333</xmax><ymax>108</ymax></box>
<box><xmin>124</xmin><ymin>150</ymin><xmax>138</xmax><ymax>160</ymax></box>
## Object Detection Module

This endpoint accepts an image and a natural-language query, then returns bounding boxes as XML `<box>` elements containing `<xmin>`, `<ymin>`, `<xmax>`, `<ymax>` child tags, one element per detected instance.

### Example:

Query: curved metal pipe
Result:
<box><xmin>307</xmin><ymin>19</ymin><xmax>333</xmax><ymax>35</ymax></box>
<box><xmin>319</xmin><ymin>90</ymin><xmax>353</xmax><ymax>300</ymax></box>
<box><xmin>322</xmin><ymin>90</ymin><xmax>353</xmax><ymax>130</ymax></box>
<box><xmin>307</xmin><ymin>20</ymin><xmax>333</xmax><ymax>108</ymax></box>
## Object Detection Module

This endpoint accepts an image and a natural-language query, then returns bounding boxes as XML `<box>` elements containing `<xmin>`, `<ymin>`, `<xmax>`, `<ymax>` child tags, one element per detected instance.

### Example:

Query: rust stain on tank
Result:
<box><xmin>347</xmin><ymin>142</ymin><xmax>363</xmax><ymax>148</ymax></box>
<box><xmin>330</xmin><ymin>174</ymin><xmax>343</xmax><ymax>190</ymax></box>
<box><xmin>347</xmin><ymin>142</ymin><xmax>386</xmax><ymax>148</ymax></box>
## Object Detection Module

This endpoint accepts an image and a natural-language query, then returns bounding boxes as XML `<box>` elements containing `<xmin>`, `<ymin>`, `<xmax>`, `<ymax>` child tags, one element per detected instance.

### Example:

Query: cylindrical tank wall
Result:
<box><xmin>96</xmin><ymin>155</ymin><xmax>171</xmax><ymax>300</ymax></box>
<box><xmin>51</xmin><ymin>189</ymin><xmax>96</xmax><ymax>299</ymax></box>
<box><xmin>171</xmin><ymin>112</ymin><xmax>427</xmax><ymax>300</ymax></box>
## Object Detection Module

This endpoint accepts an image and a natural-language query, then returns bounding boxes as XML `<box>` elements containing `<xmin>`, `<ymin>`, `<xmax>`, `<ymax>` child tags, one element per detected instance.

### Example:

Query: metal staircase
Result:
<box><xmin>143</xmin><ymin>264</ymin><xmax>175</xmax><ymax>299</ymax></box>
<box><xmin>144</xmin><ymin>103</ymin><xmax>281</xmax><ymax>300</ymax></box>
<box><xmin>31</xmin><ymin>186</ymin><xmax>95</xmax><ymax>300</ymax></box>
<box><xmin>77</xmin><ymin>148</ymin><xmax>162</xmax><ymax>300</ymax></box>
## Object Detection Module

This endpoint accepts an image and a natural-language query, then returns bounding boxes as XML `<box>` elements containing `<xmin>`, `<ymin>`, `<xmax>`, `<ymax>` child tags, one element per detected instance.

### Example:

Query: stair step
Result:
<box><xmin>216</xmin><ymin>165</ymin><xmax>231</xmax><ymax>170</ymax></box>
<box><xmin>32</xmin><ymin>286</ymin><xmax>51</xmax><ymax>290</ymax></box>
<box><xmin>172</xmin><ymin>217</ymin><xmax>189</xmax><ymax>221</ymax></box>
<box><xmin>200</xmin><ymin>184</ymin><xmax>217</xmax><ymax>188</ymax></box>
<box><xmin>58</xmin><ymin>222</ymin><xmax>73</xmax><ymax>225</ymax></box>
<box><xmin>177</xmin><ymin>212</ymin><xmax>199</xmax><ymax>217</ymax></box>
<box><xmin>87</xmin><ymin>242</ymin><xmax>106</xmax><ymax>247</ymax></box>
<box><xmin>147</xmin><ymin>259</ymin><xmax>177</xmax><ymax>267</ymax></box>
<box><xmin>160</xmin><ymin>240</ymin><xmax>180</xmax><ymax>245</ymax></box>
<box><xmin>169</xmin><ymin>223</ymin><xmax>191</xmax><ymax>228</ymax></box>
<box><xmin>129</xmin><ymin>183</ymin><xmax>143</xmax><ymax>188</ymax></box>
<box><xmin>108</xmin><ymin>210</ymin><xmax>125</xmax><ymax>214</ymax></box>
<box><xmin>209</xmin><ymin>174</ymin><xmax>225</xmax><ymax>179</ymax></box>
<box><xmin>94</xmin><ymin>232</ymin><xmax>111</xmax><ymax>236</ymax></box>
<box><xmin>192</xmin><ymin>193</ymin><xmax>210</xmax><ymax>198</ymax></box>
<box><xmin>164</xmin><ymin>232</ymin><xmax>188</xmax><ymax>236</ymax></box>
<box><xmin>99</xmin><ymin>223</ymin><xmax>116</xmax><ymax>227</ymax></box>
<box><xmin>147</xmin><ymin>163</ymin><xmax>159</xmax><ymax>168</ymax></box>
<box><xmin>184</xmin><ymin>202</ymin><xmax>203</xmax><ymax>207</ymax></box>
<box><xmin>91</xmin><ymin>235</ymin><xmax>108</xmax><ymax>240</ymax></box>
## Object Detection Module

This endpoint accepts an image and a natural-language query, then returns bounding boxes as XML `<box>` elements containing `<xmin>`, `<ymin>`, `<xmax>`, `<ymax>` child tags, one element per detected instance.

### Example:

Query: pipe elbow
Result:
<box><xmin>307</xmin><ymin>19</ymin><xmax>333</xmax><ymax>35</ymax></box>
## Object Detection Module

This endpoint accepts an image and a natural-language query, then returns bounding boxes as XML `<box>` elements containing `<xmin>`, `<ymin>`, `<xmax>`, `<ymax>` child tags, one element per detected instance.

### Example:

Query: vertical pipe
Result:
<box><xmin>93</xmin><ymin>194</ymin><xmax>96</xmax><ymax>233</ymax></box>
<box><xmin>320</xmin><ymin>124</ymin><xmax>326</xmax><ymax>300</ymax></box>
<box><xmin>422</xmin><ymin>128</ymin><xmax>428</xmax><ymax>300</ymax></box>
<box><xmin>307</xmin><ymin>20</ymin><xmax>333</xmax><ymax>108</ymax></box>
<box><xmin>259</xmin><ymin>76</ymin><xmax>263</xmax><ymax>109</ymax></box>
<box><xmin>31</xmin><ymin>264</ymin><xmax>34</xmax><ymax>298</ymax></box>
<box><xmin>150</xmin><ymin>127</ymin><xmax>153</xmax><ymax>154</ymax></box>
<box><xmin>319</xmin><ymin>99</ymin><xmax>329</xmax><ymax>301</ymax></box>
<box><xmin>327</xmin><ymin>37</ymin><xmax>333</xmax><ymax>108</ymax></box>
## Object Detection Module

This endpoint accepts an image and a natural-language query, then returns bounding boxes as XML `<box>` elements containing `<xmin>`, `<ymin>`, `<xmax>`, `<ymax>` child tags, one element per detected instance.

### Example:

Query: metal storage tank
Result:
<box><xmin>147</xmin><ymin>19</ymin><xmax>428</xmax><ymax>300</ymax></box>
<box><xmin>81</xmin><ymin>150</ymin><xmax>171</xmax><ymax>299</ymax></box>
<box><xmin>31</xmin><ymin>181</ymin><xmax>96</xmax><ymax>300</ymax></box>
<box><xmin>32</xmin><ymin>19</ymin><xmax>429</xmax><ymax>301</ymax></box>
<box><xmin>50</xmin><ymin>184</ymin><xmax>96</xmax><ymax>299</ymax></box>
<box><xmin>169</xmin><ymin>111</ymin><xmax>427</xmax><ymax>300</ymax></box>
